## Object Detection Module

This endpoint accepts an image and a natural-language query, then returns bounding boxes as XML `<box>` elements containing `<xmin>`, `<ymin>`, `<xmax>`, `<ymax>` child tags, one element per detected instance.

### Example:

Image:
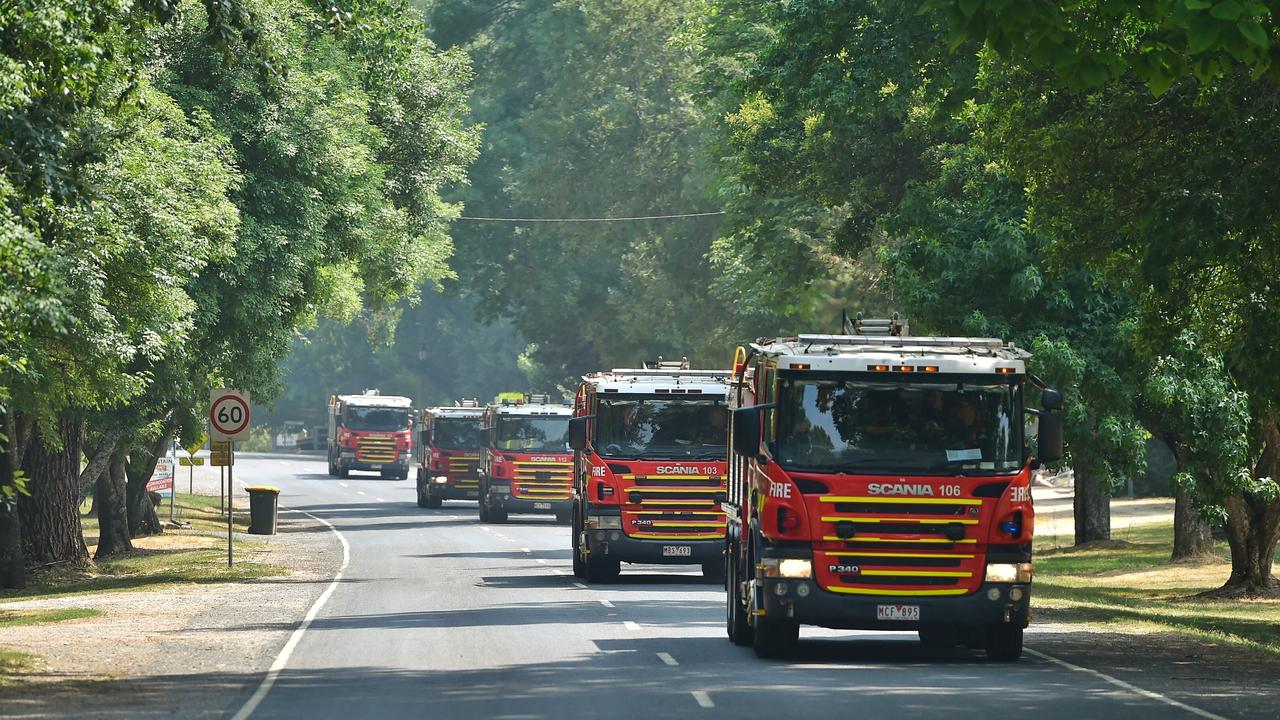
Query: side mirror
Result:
<box><xmin>732</xmin><ymin>406</ymin><xmax>762</xmax><ymax>458</ymax></box>
<box><xmin>1041</xmin><ymin>387</ymin><xmax>1063</xmax><ymax>412</ymax></box>
<box><xmin>1038</xmin><ymin>409</ymin><xmax>1063</xmax><ymax>464</ymax></box>
<box><xmin>567</xmin><ymin>416</ymin><xmax>592</xmax><ymax>452</ymax></box>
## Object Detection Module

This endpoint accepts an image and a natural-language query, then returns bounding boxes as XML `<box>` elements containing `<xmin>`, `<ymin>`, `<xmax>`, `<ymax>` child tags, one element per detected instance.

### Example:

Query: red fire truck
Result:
<box><xmin>724</xmin><ymin>316</ymin><xmax>1062</xmax><ymax>660</ymax></box>
<box><xmin>416</xmin><ymin>400</ymin><xmax>484</xmax><ymax>508</ymax></box>
<box><xmin>568</xmin><ymin>360</ymin><xmax>730</xmax><ymax>582</ymax></box>
<box><xmin>326</xmin><ymin>390</ymin><xmax>415</xmax><ymax>479</ymax></box>
<box><xmin>478</xmin><ymin>394</ymin><xmax>574</xmax><ymax>523</ymax></box>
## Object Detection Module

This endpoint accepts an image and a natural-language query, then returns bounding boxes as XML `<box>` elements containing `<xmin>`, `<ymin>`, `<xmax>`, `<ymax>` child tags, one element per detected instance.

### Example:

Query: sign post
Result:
<box><xmin>210</xmin><ymin>388</ymin><xmax>251</xmax><ymax>567</ymax></box>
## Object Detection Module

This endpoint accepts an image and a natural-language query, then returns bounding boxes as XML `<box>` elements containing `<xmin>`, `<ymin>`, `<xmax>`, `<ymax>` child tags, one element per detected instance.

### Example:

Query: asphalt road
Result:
<box><xmin>219</xmin><ymin>454</ymin><xmax>1262</xmax><ymax>720</ymax></box>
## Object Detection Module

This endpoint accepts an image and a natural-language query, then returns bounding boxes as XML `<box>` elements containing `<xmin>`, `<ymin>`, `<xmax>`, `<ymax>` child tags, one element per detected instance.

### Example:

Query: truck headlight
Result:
<box><xmin>433</xmin><ymin>476</ymin><xmax>448</xmax><ymax>484</ymax></box>
<box><xmin>585</xmin><ymin>516</ymin><xmax>621</xmax><ymax>529</ymax></box>
<box><xmin>986</xmin><ymin>562</ymin><xmax>1033</xmax><ymax>583</ymax></box>
<box><xmin>761</xmin><ymin>558</ymin><xmax>812</xmax><ymax>579</ymax></box>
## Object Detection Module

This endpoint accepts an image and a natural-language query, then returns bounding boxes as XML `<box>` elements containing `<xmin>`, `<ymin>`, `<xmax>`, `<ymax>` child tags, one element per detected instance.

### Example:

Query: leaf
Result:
<box><xmin>1237</xmin><ymin>19</ymin><xmax>1270</xmax><ymax>49</ymax></box>
<box><xmin>958</xmin><ymin>0</ymin><xmax>983</xmax><ymax>18</ymax></box>
<box><xmin>1210</xmin><ymin>0</ymin><xmax>1244</xmax><ymax>20</ymax></box>
<box><xmin>1185</xmin><ymin>0</ymin><xmax>1213</xmax><ymax>8</ymax></box>
<box><xmin>1188</xmin><ymin>19</ymin><xmax>1222</xmax><ymax>53</ymax></box>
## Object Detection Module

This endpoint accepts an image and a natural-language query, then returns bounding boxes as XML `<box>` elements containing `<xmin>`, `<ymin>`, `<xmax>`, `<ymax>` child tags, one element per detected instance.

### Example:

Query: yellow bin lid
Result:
<box><xmin>244</xmin><ymin>486</ymin><xmax>280</xmax><ymax>494</ymax></box>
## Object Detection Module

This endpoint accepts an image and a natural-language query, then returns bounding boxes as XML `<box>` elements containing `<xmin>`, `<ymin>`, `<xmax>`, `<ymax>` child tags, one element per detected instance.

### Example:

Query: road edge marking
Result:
<box><xmin>229</xmin><ymin>508</ymin><xmax>351</xmax><ymax>720</ymax></box>
<box><xmin>1025</xmin><ymin>648</ymin><xmax>1230</xmax><ymax>720</ymax></box>
<box><xmin>691</xmin><ymin>690</ymin><xmax>714</xmax><ymax>708</ymax></box>
<box><xmin>657</xmin><ymin>652</ymin><xmax>678</xmax><ymax>666</ymax></box>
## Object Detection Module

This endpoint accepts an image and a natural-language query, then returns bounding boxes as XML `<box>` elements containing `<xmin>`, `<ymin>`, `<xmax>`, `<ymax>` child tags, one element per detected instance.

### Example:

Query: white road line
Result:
<box><xmin>375</xmin><ymin>498</ymin><xmax>385</xmax><ymax>502</ymax></box>
<box><xmin>573</xmin><ymin>582</ymin><xmax>587</xmax><ymax>589</ymax></box>
<box><xmin>536</xmin><ymin>559</ymin><xmax>547</xmax><ymax>565</ymax></box>
<box><xmin>657</xmin><ymin>652</ymin><xmax>678</xmax><ymax>666</ymax></box>
<box><xmin>550</xmin><ymin>569</ymin><xmax>566</xmax><ymax>575</ymax></box>
<box><xmin>623</xmin><ymin>621</ymin><xmax>640</xmax><ymax>631</ymax></box>
<box><xmin>521</xmin><ymin>547</ymin><xmax>532</xmax><ymax>553</ymax></box>
<box><xmin>599</xmin><ymin>599</ymin><xmax>614</xmax><ymax>608</ymax></box>
<box><xmin>1026</xmin><ymin>648</ymin><xmax>1230</xmax><ymax>720</ymax></box>
<box><xmin>691</xmin><ymin>691</ymin><xmax>713</xmax><ymax>708</ymax></box>
<box><xmin>356</xmin><ymin>490</ymin><xmax>366</xmax><ymax>496</ymax></box>
<box><xmin>481</xmin><ymin>527</ymin><xmax>492</xmax><ymax>533</ymax></box>
<box><xmin>448</xmin><ymin>515</ymin><xmax>458</xmax><ymax>519</ymax></box>
<box><xmin>229</xmin><ymin>509</ymin><xmax>350</xmax><ymax>720</ymax></box>
<box><xmin>338</xmin><ymin>482</ymin><xmax>349</xmax><ymax>488</ymax></box>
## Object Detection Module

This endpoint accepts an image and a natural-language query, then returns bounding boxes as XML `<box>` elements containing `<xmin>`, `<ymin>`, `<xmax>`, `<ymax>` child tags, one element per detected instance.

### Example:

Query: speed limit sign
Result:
<box><xmin>210</xmin><ymin>388</ymin><xmax>251</xmax><ymax>441</ymax></box>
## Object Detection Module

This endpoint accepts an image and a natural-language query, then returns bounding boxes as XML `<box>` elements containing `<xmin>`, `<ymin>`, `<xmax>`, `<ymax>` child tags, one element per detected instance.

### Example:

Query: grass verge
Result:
<box><xmin>2</xmin><ymin>493</ymin><xmax>286</xmax><ymax>603</ymax></box>
<box><xmin>1035</xmin><ymin>521</ymin><xmax>1280</xmax><ymax>656</ymax></box>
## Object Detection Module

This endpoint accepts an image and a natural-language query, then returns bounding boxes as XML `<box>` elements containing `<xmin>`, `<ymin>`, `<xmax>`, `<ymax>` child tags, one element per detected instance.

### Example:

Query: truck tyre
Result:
<box><xmin>397</xmin><ymin>468</ymin><xmax>409</xmax><ymax>481</ymax></box>
<box><xmin>584</xmin><ymin>554</ymin><xmax>620</xmax><ymax>583</ymax></box>
<box><xmin>726</xmin><ymin>549</ymin><xmax>752</xmax><ymax>646</ymax></box>
<box><xmin>752</xmin><ymin>618</ymin><xmax>799</xmax><ymax>660</ymax></box>
<box><xmin>338</xmin><ymin>465</ymin><xmax>349</xmax><ymax>479</ymax></box>
<box><xmin>489</xmin><ymin>505</ymin><xmax>508</xmax><ymax>523</ymax></box>
<box><xmin>478</xmin><ymin>497</ymin><xmax>489</xmax><ymax>522</ymax></box>
<box><xmin>417</xmin><ymin>484</ymin><xmax>429</xmax><ymax>508</ymax></box>
<box><xmin>571</xmin><ymin>510</ymin><xmax>586</xmax><ymax>578</ymax></box>
<box><xmin>327</xmin><ymin>457</ymin><xmax>337</xmax><ymax>477</ymax></box>
<box><xmin>425</xmin><ymin>492</ymin><xmax>442</xmax><ymax>509</ymax></box>
<box><xmin>984</xmin><ymin>625</ymin><xmax>1023</xmax><ymax>662</ymax></box>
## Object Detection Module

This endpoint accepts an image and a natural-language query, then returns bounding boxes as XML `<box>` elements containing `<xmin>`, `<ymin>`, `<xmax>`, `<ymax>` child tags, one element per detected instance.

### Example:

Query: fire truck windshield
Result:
<box><xmin>495</xmin><ymin>416</ymin><xmax>569</xmax><ymax>453</ymax></box>
<box><xmin>773</xmin><ymin>375</ymin><xmax>1022</xmax><ymax>475</ymax></box>
<box><xmin>342</xmin><ymin>406</ymin><xmax>411</xmax><ymax>432</ymax></box>
<box><xmin>432</xmin><ymin>419</ymin><xmax>482</xmax><ymax>450</ymax></box>
<box><xmin>595</xmin><ymin>397</ymin><xmax>727</xmax><ymax>460</ymax></box>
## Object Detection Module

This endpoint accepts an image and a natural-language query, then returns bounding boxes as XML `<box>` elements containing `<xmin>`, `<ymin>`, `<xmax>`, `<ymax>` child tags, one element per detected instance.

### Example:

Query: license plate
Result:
<box><xmin>876</xmin><ymin>604</ymin><xmax>920</xmax><ymax>622</ymax></box>
<box><xmin>369</xmin><ymin>464</ymin><xmax>382</xmax><ymax>470</ymax></box>
<box><xmin>662</xmin><ymin>545</ymin><xmax>692</xmax><ymax>557</ymax></box>
<box><xmin>466</xmin><ymin>491</ymin><xmax>479</xmax><ymax>498</ymax></box>
<box><xmin>533</xmin><ymin>502</ymin><xmax>552</xmax><ymax>510</ymax></box>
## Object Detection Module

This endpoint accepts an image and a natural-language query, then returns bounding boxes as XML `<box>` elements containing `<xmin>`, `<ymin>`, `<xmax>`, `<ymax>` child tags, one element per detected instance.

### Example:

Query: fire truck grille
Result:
<box><xmin>356</xmin><ymin>436</ymin><xmax>397</xmax><ymax>462</ymax></box>
<box><xmin>619</xmin><ymin>474</ymin><xmax>727</xmax><ymax>538</ymax></box>
<box><xmin>511</xmin><ymin>461</ymin><xmax>572</xmax><ymax>500</ymax></box>
<box><xmin>813</xmin><ymin>494</ymin><xmax>985</xmax><ymax>597</ymax></box>
<box><xmin>446</xmin><ymin>456</ymin><xmax>481</xmax><ymax>481</ymax></box>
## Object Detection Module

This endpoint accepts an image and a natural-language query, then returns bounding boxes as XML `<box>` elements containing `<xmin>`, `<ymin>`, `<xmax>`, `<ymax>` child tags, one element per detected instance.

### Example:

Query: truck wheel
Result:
<box><xmin>417</xmin><ymin>486</ymin><xmax>429</xmax><ymax>508</ymax></box>
<box><xmin>726</xmin><ymin>549</ymin><xmax>752</xmax><ymax>646</ymax></box>
<box><xmin>984</xmin><ymin>625</ymin><xmax>1023</xmax><ymax>662</ymax></box>
<box><xmin>478</xmin><ymin>498</ymin><xmax>489</xmax><ymax>522</ymax></box>
<box><xmin>584</xmin><ymin>554</ymin><xmax>620</xmax><ymax>583</ymax></box>
<box><xmin>490</xmin><ymin>506</ymin><xmax>508</xmax><ymax>523</ymax></box>
<box><xmin>571</xmin><ymin>510</ymin><xmax>586</xmax><ymax>578</ymax></box>
<box><xmin>327</xmin><ymin>457</ymin><xmax>337</xmax><ymax>477</ymax></box>
<box><xmin>425</xmin><ymin>492</ymin><xmax>442</xmax><ymax>509</ymax></box>
<box><xmin>752</xmin><ymin>618</ymin><xmax>799</xmax><ymax>660</ymax></box>
<box><xmin>338</xmin><ymin>466</ymin><xmax>349</xmax><ymax>479</ymax></box>
<box><xmin>398</xmin><ymin>469</ymin><xmax>409</xmax><ymax>481</ymax></box>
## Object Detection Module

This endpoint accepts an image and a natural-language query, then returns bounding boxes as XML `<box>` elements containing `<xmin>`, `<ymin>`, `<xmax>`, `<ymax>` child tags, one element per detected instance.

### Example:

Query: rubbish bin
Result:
<box><xmin>246</xmin><ymin>486</ymin><xmax>280</xmax><ymax>535</ymax></box>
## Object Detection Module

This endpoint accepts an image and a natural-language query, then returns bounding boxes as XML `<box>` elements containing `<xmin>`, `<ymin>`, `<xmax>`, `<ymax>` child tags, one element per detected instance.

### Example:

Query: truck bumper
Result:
<box><xmin>424</xmin><ymin>481</ymin><xmax>480</xmax><ymax>501</ymax></box>
<box><xmin>585</xmin><ymin>530</ymin><xmax>723</xmax><ymax>565</ymax></box>
<box><xmin>489</xmin><ymin>494</ymin><xmax>571</xmax><ymax>515</ymax></box>
<box><xmin>757</xmin><ymin>578</ymin><xmax>1031</xmax><ymax>630</ymax></box>
<box><xmin>341</xmin><ymin>457</ymin><xmax>409</xmax><ymax>473</ymax></box>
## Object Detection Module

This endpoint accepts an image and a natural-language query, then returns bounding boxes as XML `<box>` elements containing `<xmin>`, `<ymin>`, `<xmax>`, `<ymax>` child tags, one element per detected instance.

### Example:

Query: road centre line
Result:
<box><xmin>1025</xmin><ymin>649</ymin><xmax>1230</xmax><ymax>720</ymax></box>
<box><xmin>375</xmin><ymin>498</ymin><xmax>385</xmax><ymax>502</ymax></box>
<box><xmin>338</xmin><ymin>482</ymin><xmax>348</xmax><ymax>488</ymax></box>
<box><xmin>623</xmin><ymin>621</ymin><xmax>640</xmax><ymax>631</ymax></box>
<box><xmin>691</xmin><ymin>691</ymin><xmax>714</xmax><ymax>708</ymax></box>
<box><xmin>521</xmin><ymin>547</ymin><xmax>532</xmax><ymax>552</ymax></box>
<box><xmin>600</xmin><ymin>599</ymin><xmax>614</xmax><ymax>608</ymax></box>
<box><xmin>229</xmin><ymin>508</ymin><xmax>350</xmax><ymax>720</ymax></box>
<box><xmin>536</xmin><ymin>559</ymin><xmax>547</xmax><ymax>565</ymax></box>
<box><xmin>657</xmin><ymin>652</ymin><xmax>678</xmax><ymax>666</ymax></box>
<box><xmin>356</xmin><ymin>491</ymin><xmax>366</xmax><ymax>496</ymax></box>
<box><xmin>573</xmin><ymin>582</ymin><xmax>587</xmax><ymax>589</ymax></box>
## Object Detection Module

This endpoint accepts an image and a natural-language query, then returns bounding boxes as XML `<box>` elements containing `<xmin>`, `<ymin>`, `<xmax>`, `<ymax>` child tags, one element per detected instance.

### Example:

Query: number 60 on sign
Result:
<box><xmin>210</xmin><ymin>388</ymin><xmax>251</xmax><ymax>441</ymax></box>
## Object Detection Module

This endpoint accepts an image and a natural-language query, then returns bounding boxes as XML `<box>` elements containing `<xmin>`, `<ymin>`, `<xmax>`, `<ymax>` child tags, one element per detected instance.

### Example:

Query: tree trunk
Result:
<box><xmin>1073</xmin><ymin>461</ymin><xmax>1111</xmax><ymax>545</ymax></box>
<box><xmin>1212</xmin><ymin>418</ymin><xmax>1280</xmax><ymax>596</ymax></box>
<box><xmin>94</xmin><ymin>450</ymin><xmax>134</xmax><ymax>559</ymax></box>
<box><xmin>1172</xmin><ymin>485</ymin><xmax>1213</xmax><ymax>560</ymax></box>
<box><xmin>125</xmin><ymin>429</ymin><xmax>171</xmax><ymax>538</ymax></box>
<box><xmin>17</xmin><ymin>419</ymin><xmax>90</xmax><ymax>572</ymax></box>
<box><xmin>0</xmin><ymin>410</ymin><xmax>32</xmax><ymax>589</ymax></box>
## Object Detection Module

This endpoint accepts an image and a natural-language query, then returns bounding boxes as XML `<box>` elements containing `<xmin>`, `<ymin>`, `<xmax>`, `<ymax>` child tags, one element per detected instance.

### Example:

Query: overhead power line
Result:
<box><xmin>454</xmin><ymin>211</ymin><xmax>725</xmax><ymax>223</ymax></box>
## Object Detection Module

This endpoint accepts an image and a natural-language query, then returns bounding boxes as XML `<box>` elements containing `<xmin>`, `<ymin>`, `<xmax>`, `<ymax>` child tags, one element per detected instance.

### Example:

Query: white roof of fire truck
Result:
<box><xmin>334</xmin><ymin>390</ymin><xmax>413</xmax><ymax>408</ymax></box>
<box><xmin>750</xmin><ymin>316</ymin><xmax>1028</xmax><ymax>376</ymax></box>
<box><xmin>424</xmin><ymin>401</ymin><xmax>484</xmax><ymax>420</ymax></box>
<box><xmin>583</xmin><ymin>359</ymin><xmax>730</xmax><ymax>397</ymax></box>
<box><xmin>490</xmin><ymin>394</ymin><xmax>572</xmax><ymax>417</ymax></box>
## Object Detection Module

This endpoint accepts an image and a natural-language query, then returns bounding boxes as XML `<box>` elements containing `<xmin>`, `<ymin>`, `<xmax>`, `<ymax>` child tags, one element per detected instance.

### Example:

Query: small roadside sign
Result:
<box><xmin>147</xmin><ymin>456</ymin><xmax>175</xmax><ymax>497</ymax></box>
<box><xmin>210</xmin><ymin>441</ymin><xmax>233</xmax><ymax>467</ymax></box>
<box><xmin>179</xmin><ymin>456</ymin><xmax>205</xmax><ymax>467</ymax></box>
<box><xmin>209</xmin><ymin>388</ymin><xmax>251</xmax><ymax>442</ymax></box>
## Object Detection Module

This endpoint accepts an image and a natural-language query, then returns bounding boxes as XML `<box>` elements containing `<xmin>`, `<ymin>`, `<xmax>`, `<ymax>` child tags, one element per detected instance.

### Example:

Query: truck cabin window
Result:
<box><xmin>432</xmin><ymin>419</ymin><xmax>482</xmax><ymax>450</ymax></box>
<box><xmin>495</xmin><ymin>417</ymin><xmax>570</xmax><ymax>453</ymax></box>
<box><xmin>343</xmin><ymin>407</ymin><xmax>411</xmax><ymax>432</ymax></box>
<box><xmin>775</xmin><ymin>375</ymin><xmax>1022</xmax><ymax>475</ymax></box>
<box><xmin>595</xmin><ymin>397</ymin><xmax>727</xmax><ymax>460</ymax></box>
